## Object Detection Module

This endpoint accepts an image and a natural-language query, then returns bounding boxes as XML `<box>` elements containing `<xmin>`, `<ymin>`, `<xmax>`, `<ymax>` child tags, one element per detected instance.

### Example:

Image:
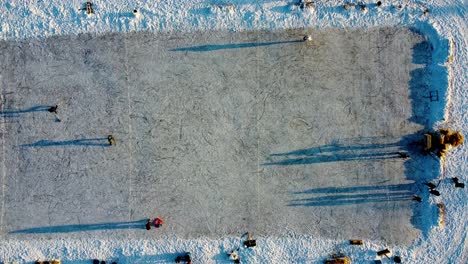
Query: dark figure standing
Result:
<box><xmin>48</xmin><ymin>105</ymin><xmax>58</xmax><ymax>114</ymax></box>
<box><xmin>397</xmin><ymin>152</ymin><xmax>410</xmax><ymax>159</ymax></box>
<box><xmin>412</xmin><ymin>195</ymin><xmax>422</xmax><ymax>202</ymax></box>
<box><xmin>452</xmin><ymin>177</ymin><xmax>465</xmax><ymax>188</ymax></box>
<box><xmin>424</xmin><ymin>182</ymin><xmax>437</xmax><ymax>189</ymax></box>
<box><xmin>145</xmin><ymin>219</ymin><xmax>151</xmax><ymax>230</ymax></box>
<box><xmin>175</xmin><ymin>252</ymin><xmax>192</xmax><ymax>264</ymax></box>
<box><xmin>107</xmin><ymin>135</ymin><xmax>115</xmax><ymax>146</ymax></box>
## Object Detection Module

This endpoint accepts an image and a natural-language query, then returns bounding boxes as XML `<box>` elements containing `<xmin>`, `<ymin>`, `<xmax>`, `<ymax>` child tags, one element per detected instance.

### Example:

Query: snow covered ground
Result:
<box><xmin>0</xmin><ymin>0</ymin><xmax>466</xmax><ymax>263</ymax></box>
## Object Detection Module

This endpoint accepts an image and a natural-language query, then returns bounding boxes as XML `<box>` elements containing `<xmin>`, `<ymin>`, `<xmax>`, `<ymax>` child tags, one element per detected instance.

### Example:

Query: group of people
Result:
<box><xmin>412</xmin><ymin>177</ymin><xmax>465</xmax><ymax>203</ymax></box>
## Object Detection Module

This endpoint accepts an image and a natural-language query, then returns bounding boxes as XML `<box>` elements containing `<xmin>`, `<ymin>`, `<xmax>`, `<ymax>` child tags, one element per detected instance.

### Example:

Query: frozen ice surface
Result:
<box><xmin>0</xmin><ymin>27</ymin><xmax>442</xmax><ymax>246</ymax></box>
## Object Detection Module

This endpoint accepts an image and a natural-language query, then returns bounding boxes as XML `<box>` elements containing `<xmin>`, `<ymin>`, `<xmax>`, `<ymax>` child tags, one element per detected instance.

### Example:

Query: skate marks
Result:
<box><xmin>259</xmin><ymin>26</ymin><xmax>448</xmax><ymax>244</ymax></box>
<box><xmin>0</xmin><ymin>26</ymin><xmax>449</xmax><ymax>245</ymax></box>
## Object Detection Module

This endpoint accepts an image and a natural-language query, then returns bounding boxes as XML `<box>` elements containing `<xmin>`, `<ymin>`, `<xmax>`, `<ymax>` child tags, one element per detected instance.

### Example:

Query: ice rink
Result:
<box><xmin>0</xmin><ymin>27</ymin><xmax>443</xmax><ymax>245</ymax></box>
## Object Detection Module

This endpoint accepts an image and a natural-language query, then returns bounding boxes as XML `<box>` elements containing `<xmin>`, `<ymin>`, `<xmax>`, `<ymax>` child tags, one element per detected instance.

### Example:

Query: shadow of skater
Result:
<box><xmin>265</xmin><ymin>151</ymin><xmax>408</xmax><ymax>165</ymax></box>
<box><xmin>0</xmin><ymin>105</ymin><xmax>54</xmax><ymax>118</ymax></box>
<box><xmin>21</xmin><ymin>138</ymin><xmax>111</xmax><ymax>147</ymax></box>
<box><xmin>170</xmin><ymin>40</ymin><xmax>303</xmax><ymax>52</ymax></box>
<box><xmin>10</xmin><ymin>219</ymin><xmax>147</xmax><ymax>234</ymax></box>
<box><xmin>264</xmin><ymin>137</ymin><xmax>413</xmax><ymax>166</ymax></box>
<box><xmin>289</xmin><ymin>183</ymin><xmax>416</xmax><ymax>207</ymax></box>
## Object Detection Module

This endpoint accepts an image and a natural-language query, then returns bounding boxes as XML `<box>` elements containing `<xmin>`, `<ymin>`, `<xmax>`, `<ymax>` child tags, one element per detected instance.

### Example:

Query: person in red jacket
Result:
<box><xmin>153</xmin><ymin>218</ymin><xmax>164</xmax><ymax>228</ymax></box>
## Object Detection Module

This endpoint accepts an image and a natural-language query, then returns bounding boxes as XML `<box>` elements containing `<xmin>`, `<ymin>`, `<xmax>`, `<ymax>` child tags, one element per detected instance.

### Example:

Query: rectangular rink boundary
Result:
<box><xmin>0</xmin><ymin>27</ymin><xmax>442</xmax><ymax>245</ymax></box>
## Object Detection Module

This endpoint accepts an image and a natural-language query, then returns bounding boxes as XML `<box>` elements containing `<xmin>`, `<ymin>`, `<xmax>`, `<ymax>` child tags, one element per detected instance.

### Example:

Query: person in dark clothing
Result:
<box><xmin>453</xmin><ymin>177</ymin><xmax>465</xmax><ymax>188</ymax></box>
<box><xmin>175</xmin><ymin>252</ymin><xmax>191</xmax><ymax>264</ymax></box>
<box><xmin>397</xmin><ymin>152</ymin><xmax>410</xmax><ymax>159</ymax></box>
<box><xmin>145</xmin><ymin>219</ymin><xmax>151</xmax><ymax>230</ymax></box>
<box><xmin>424</xmin><ymin>182</ymin><xmax>437</xmax><ymax>189</ymax></box>
<box><xmin>48</xmin><ymin>105</ymin><xmax>58</xmax><ymax>114</ymax></box>
<box><xmin>412</xmin><ymin>195</ymin><xmax>422</xmax><ymax>202</ymax></box>
<box><xmin>107</xmin><ymin>135</ymin><xmax>115</xmax><ymax>145</ymax></box>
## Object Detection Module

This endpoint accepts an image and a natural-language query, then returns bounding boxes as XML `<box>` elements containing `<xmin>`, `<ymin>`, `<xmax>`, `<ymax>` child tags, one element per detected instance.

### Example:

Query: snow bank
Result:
<box><xmin>0</xmin><ymin>0</ymin><xmax>466</xmax><ymax>263</ymax></box>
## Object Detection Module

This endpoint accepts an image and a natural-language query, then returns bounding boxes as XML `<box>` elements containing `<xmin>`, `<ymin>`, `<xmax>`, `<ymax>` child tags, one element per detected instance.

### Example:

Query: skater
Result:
<box><xmin>107</xmin><ymin>135</ymin><xmax>115</xmax><ymax>145</ymax></box>
<box><xmin>429</xmin><ymin>189</ymin><xmax>440</xmax><ymax>196</ymax></box>
<box><xmin>412</xmin><ymin>195</ymin><xmax>422</xmax><ymax>202</ymax></box>
<box><xmin>303</xmin><ymin>35</ymin><xmax>312</xmax><ymax>42</ymax></box>
<box><xmin>47</xmin><ymin>104</ymin><xmax>61</xmax><ymax>122</ymax></box>
<box><xmin>145</xmin><ymin>219</ymin><xmax>151</xmax><ymax>230</ymax></box>
<box><xmin>48</xmin><ymin>105</ymin><xmax>58</xmax><ymax>114</ymax></box>
<box><xmin>153</xmin><ymin>217</ymin><xmax>164</xmax><ymax>228</ymax></box>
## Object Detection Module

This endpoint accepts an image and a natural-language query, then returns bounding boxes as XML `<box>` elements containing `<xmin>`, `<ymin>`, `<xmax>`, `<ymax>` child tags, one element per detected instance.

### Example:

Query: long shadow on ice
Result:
<box><xmin>20</xmin><ymin>138</ymin><xmax>111</xmax><ymax>147</ymax></box>
<box><xmin>289</xmin><ymin>183</ymin><xmax>416</xmax><ymax>207</ymax></box>
<box><xmin>264</xmin><ymin>135</ymin><xmax>421</xmax><ymax>166</ymax></box>
<box><xmin>0</xmin><ymin>105</ymin><xmax>54</xmax><ymax>118</ymax></box>
<box><xmin>170</xmin><ymin>39</ymin><xmax>302</xmax><ymax>52</ymax></box>
<box><xmin>9</xmin><ymin>219</ymin><xmax>147</xmax><ymax>234</ymax></box>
